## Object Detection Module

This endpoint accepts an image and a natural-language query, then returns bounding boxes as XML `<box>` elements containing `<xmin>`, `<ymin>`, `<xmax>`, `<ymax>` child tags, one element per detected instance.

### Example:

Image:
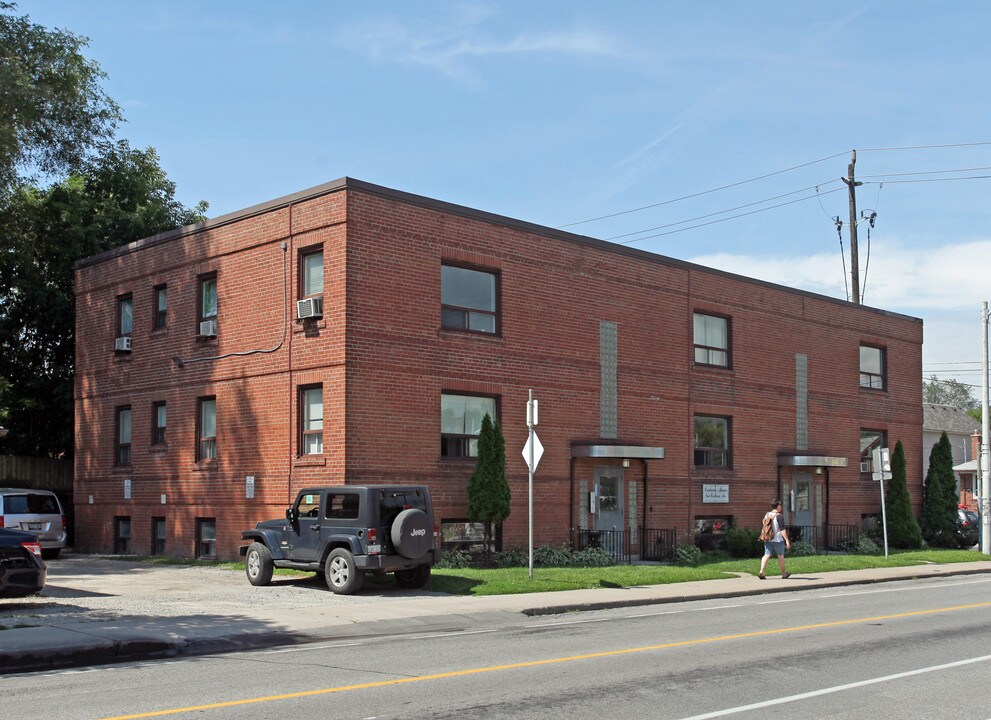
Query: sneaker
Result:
<box><xmin>782</xmin><ymin>572</ymin><xmax>791</xmax><ymax>579</ymax></box>
<box><xmin>758</xmin><ymin>573</ymin><xmax>766</xmax><ymax>580</ymax></box>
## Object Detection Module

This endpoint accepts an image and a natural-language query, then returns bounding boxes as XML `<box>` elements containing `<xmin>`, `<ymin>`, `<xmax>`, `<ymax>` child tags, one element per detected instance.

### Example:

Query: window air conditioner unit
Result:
<box><xmin>860</xmin><ymin>461</ymin><xmax>872</xmax><ymax>473</ymax></box>
<box><xmin>296</xmin><ymin>297</ymin><xmax>323</xmax><ymax>320</ymax></box>
<box><xmin>114</xmin><ymin>336</ymin><xmax>132</xmax><ymax>352</ymax></box>
<box><xmin>199</xmin><ymin>320</ymin><xmax>217</xmax><ymax>337</ymax></box>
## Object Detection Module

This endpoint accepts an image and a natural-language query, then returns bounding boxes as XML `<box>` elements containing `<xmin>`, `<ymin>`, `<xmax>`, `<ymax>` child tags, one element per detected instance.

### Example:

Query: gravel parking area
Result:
<box><xmin>0</xmin><ymin>552</ymin><xmax>444</xmax><ymax>629</ymax></box>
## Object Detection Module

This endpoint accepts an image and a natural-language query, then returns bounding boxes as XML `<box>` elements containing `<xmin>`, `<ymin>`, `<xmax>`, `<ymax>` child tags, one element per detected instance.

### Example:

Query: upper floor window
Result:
<box><xmin>197</xmin><ymin>396</ymin><xmax>217</xmax><ymax>461</ymax></box>
<box><xmin>693</xmin><ymin>313</ymin><xmax>729</xmax><ymax>367</ymax></box>
<box><xmin>152</xmin><ymin>401</ymin><xmax>167</xmax><ymax>445</ymax></box>
<box><xmin>116</xmin><ymin>406</ymin><xmax>132</xmax><ymax>465</ymax></box>
<box><xmin>859</xmin><ymin>345</ymin><xmax>885</xmax><ymax>389</ymax></box>
<box><xmin>301</xmin><ymin>248</ymin><xmax>324</xmax><ymax>298</ymax></box>
<box><xmin>441</xmin><ymin>393</ymin><xmax>496</xmax><ymax>457</ymax></box>
<box><xmin>441</xmin><ymin>264</ymin><xmax>497</xmax><ymax>334</ymax></box>
<box><xmin>860</xmin><ymin>429</ymin><xmax>886</xmax><ymax>473</ymax></box>
<box><xmin>694</xmin><ymin>415</ymin><xmax>730</xmax><ymax>467</ymax></box>
<box><xmin>200</xmin><ymin>274</ymin><xmax>218</xmax><ymax>320</ymax></box>
<box><xmin>118</xmin><ymin>294</ymin><xmax>133</xmax><ymax>337</ymax></box>
<box><xmin>153</xmin><ymin>285</ymin><xmax>167</xmax><ymax>330</ymax></box>
<box><xmin>300</xmin><ymin>385</ymin><xmax>323</xmax><ymax>455</ymax></box>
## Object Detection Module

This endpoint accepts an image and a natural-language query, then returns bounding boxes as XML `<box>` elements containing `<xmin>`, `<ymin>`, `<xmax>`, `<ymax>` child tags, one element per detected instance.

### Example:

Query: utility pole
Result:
<box><xmin>842</xmin><ymin>150</ymin><xmax>863</xmax><ymax>305</ymax></box>
<box><xmin>981</xmin><ymin>302</ymin><xmax>990</xmax><ymax>555</ymax></box>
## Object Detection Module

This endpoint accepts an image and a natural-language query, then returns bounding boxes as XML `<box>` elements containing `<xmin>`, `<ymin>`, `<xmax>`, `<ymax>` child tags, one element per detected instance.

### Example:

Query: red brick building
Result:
<box><xmin>73</xmin><ymin>178</ymin><xmax>923</xmax><ymax>560</ymax></box>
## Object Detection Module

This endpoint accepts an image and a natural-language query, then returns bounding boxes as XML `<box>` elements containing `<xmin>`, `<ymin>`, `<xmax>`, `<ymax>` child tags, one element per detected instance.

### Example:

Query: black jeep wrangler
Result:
<box><xmin>239</xmin><ymin>485</ymin><xmax>440</xmax><ymax>595</ymax></box>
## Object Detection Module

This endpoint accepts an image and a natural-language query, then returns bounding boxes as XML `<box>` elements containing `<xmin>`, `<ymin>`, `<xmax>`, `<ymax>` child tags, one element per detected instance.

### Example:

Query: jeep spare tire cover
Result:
<box><xmin>391</xmin><ymin>508</ymin><xmax>433</xmax><ymax>559</ymax></box>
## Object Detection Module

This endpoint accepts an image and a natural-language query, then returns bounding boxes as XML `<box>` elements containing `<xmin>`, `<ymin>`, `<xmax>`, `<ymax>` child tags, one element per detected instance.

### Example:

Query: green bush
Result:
<box><xmin>857</xmin><ymin>536</ymin><xmax>881</xmax><ymax>554</ymax></box>
<box><xmin>725</xmin><ymin>527</ymin><xmax>763</xmax><ymax>558</ymax></box>
<box><xmin>437</xmin><ymin>548</ymin><xmax>473</xmax><ymax>569</ymax></box>
<box><xmin>533</xmin><ymin>544</ymin><xmax>575</xmax><ymax>567</ymax></box>
<box><xmin>494</xmin><ymin>548</ymin><xmax>528</xmax><ymax>567</ymax></box>
<box><xmin>789</xmin><ymin>540</ymin><xmax>817</xmax><ymax>557</ymax></box>
<box><xmin>571</xmin><ymin>546</ymin><xmax>617</xmax><ymax>567</ymax></box>
<box><xmin>673</xmin><ymin>543</ymin><xmax>703</xmax><ymax>567</ymax></box>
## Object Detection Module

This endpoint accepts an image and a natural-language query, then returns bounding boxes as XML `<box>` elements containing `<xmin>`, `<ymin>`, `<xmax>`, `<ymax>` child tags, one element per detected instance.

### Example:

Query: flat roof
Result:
<box><xmin>74</xmin><ymin>176</ymin><xmax>923</xmax><ymax>324</ymax></box>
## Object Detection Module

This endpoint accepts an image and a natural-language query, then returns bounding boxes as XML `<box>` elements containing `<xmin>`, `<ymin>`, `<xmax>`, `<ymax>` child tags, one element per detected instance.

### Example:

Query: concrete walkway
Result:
<box><xmin>2</xmin><ymin>557</ymin><xmax>990</xmax><ymax>675</ymax></box>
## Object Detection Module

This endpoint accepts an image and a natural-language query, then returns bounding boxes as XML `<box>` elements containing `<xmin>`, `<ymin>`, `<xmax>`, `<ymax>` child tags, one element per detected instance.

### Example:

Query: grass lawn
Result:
<box><xmin>428</xmin><ymin>549</ymin><xmax>991</xmax><ymax>596</ymax></box>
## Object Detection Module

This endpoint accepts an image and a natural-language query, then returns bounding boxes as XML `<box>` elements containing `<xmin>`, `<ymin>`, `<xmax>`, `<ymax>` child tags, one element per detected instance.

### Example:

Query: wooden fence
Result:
<box><xmin>0</xmin><ymin>455</ymin><xmax>72</xmax><ymax>491</ymax></box>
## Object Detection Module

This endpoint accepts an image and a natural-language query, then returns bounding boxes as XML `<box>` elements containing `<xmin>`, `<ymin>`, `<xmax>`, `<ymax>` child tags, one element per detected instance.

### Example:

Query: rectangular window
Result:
<box><xmin>197</xmin><ymin>396</ymin><xmax>217</xmax><ymax>461</ymax></box>
<box><xmin>116</xmin><ymin>406</ymin><xmax>132</xmax><ymax>465</ymax></box>
<box><xmin>151</xmin><ymin>517</ymin><xmax>166</xmax><ymax>555</ymax></box>
<box><xmin>118</xmin><ymin>294</ymin><xmax>133</xmax><ymax>337</ymax></box>
<box><xmin>153</xmin><ymin>285</ymin><xmax>167</xmax><ymax>330</ymax></box>
<box><xmin>196</xmin><ymin>518</ymin><xmax>216</xmax><ymax>559</ymax></box>
<box><xmin>441</xmin><ymin>264</ymin><xmax>498</xmax><ymax>334</ymax></box>
<box><xmin>115</xmin><ymin>517</ymin><xmax>131</xmax><ymax>554</ymax></box>
<box><xmin>300</xmin><ymin>385</ymin><xmax>323</xmax><ymax>455</ymax></box>
<box><xmin>860</xmin><ymin>345</ymin><xmax>885</xmax><ymax>389</ymax></box>
<box><xmin>152</xmin><ymin>401</ymin><xmax>166</xmax><ymax>445</ymax></box>
<box><xmin>301</xmin><ymin>248</ymin><xmax>324</xmax><ymax>298</ymax></box>
<box><xmin>327</xmin><ymin>493</ymin><xmax>360</xmax><ymax>520</ymax></box>
<box><xmin>199</xmin><ymin>274</ymin><xmax>217</xmax><ymax>320</ymax></box>
<box><xmin>860</xmin><ymin>429</ymin><xmax>886</xmax><ymax>473</ymax></box>
<box><xmin>694</xmin><ymin>415</ymin><xmax>730</xmax><ymax>467</ymax></box>
<box><xmin>693</xmin><ymin>313</ymin><xmax>729</xmax><ymax>367</ymax></box>
<box><xmin>441</xmin><ymin>393</ymin><xmax>497</xmax><ymax>457</ymax></box>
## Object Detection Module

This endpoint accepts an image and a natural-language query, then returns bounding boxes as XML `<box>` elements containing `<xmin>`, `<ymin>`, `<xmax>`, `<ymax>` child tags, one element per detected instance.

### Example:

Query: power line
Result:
<box><xmin>860</xmin><ymin>141</ymin><xmax>991</xmax><ymax>152</ymax></box>
<box><xmin>555</xmin><ymin>150</ymin><xmax>849</xmax><ymax>229</ymax></box>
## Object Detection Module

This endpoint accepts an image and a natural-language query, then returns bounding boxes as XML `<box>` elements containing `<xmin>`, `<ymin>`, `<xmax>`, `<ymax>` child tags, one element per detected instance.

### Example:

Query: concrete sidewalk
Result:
<box><xmin>2</xmin><ymin>558</ymin><xmax>990</xmax><ymax>675</ymax></box>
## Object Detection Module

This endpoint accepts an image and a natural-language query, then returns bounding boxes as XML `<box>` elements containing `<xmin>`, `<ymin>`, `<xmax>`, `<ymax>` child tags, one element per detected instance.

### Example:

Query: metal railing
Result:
<box><xmin>571</xmin><ymin>527</ymin><xmax>677</xmax><ymax>564</ymax></box>
<box><xmin>787</xmin><ymin>524</ymin><xmax>859</xmax><ymax>551</ymax></box>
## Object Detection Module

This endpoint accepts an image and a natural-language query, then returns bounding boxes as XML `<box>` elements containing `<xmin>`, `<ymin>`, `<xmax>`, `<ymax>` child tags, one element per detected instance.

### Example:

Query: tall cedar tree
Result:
<box><xmin>0</xmin><ymin>141</ymin><xmax>206</xmax><ymax>457</ymax></box>
<box><xmin>466</xmin><ymin>413</ymin><xmax>511</xmax><ymax>561</ymax></box>
<box><xmin>884</xmin><ymin>440</ymin><xmax>922</xmax><ymax>549</ymax></box>
<box><xmin>920</xmin><ymin>432</ymin><xmax>960</xmax><ymax>547</ymax></box>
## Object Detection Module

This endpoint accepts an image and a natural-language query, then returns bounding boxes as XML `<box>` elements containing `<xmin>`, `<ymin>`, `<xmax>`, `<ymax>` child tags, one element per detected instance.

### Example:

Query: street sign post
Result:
<box><xmin>523</xmin><ymin>390</ymin><xmax>540</xmax><ymax>579</ymax></box>
<box><xmin>872</xmin><ymin>447</ymin><xmax>892</xmax><ymax>557</ymax></box>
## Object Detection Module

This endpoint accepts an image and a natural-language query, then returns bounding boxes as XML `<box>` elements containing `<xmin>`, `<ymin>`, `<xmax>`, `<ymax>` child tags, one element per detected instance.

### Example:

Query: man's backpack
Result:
<box><xmin>759</xmin><ymin>513</ymin><xmax>775</xmax><ymax>542</ymax></box>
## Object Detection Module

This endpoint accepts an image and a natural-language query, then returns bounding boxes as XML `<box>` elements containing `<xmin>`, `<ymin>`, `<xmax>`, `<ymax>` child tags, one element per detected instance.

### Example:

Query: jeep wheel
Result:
<box><xmin>245</xmin><ymin>542</ymin><xmax>274</xmax><ymax>586</ymax></box>
<box><xmin>325</xmin><ymin>548</ymin><xmax>364</xmax><ymax>594</ymax></box>
<box><xmin>395</xmin><ymin>564</ymin><xmax>431</xmax><ymax>589</ymax></box>
<box><xmin>390</xmin><ymin>508</ymin><xmax>433</xmax><ymax>559</ymax></box>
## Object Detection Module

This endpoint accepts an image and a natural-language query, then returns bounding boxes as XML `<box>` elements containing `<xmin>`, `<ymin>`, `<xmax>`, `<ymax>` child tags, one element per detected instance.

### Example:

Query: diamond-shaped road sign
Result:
<box><xmin>522</xmin><ymin>432</ymin><xmax>544</xmax><ymax>473</ymax></box>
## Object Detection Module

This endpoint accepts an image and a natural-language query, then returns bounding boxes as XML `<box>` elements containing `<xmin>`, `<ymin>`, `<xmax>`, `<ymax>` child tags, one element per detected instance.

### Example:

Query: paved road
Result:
<box><xmin>6</xmin><ymin>573</ymin><xmax>991</xmax><ymax>719</ymax></box>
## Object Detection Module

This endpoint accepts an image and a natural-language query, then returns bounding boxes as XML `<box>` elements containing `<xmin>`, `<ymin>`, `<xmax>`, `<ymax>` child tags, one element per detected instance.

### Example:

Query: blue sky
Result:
<box><xmin>21</xmin><ymin>1</ymin><xmax>991</xmax><ymax>391</ymax></box>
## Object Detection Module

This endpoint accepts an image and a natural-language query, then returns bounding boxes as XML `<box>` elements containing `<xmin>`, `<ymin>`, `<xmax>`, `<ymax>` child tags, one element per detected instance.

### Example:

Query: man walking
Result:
<box><xmin>758</xmin><ymin>499</ymin><xmax>791</xmax><ymax>579</ymax></box>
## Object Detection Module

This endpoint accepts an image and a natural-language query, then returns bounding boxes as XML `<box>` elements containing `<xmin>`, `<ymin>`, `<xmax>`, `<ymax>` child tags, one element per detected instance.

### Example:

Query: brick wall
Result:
<box><xmin>74</xmin><ymin>179</ymin><xmax>923</xmax><ymax>559</ymax></box>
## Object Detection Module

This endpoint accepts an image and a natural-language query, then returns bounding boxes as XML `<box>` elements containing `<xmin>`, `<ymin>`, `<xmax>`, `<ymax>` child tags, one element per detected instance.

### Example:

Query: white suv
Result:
<box><xmin>0</xmin><ymin>488</ymin><xmax>67</xmax><ymax>559</ymax></box>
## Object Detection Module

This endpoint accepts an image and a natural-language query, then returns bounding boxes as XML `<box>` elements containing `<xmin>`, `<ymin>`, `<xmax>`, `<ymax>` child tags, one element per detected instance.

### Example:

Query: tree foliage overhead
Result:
<box><xmin>467</xmin><ymin>413</ymin><xmax>511</xmax><ymax>559</ymax></box>
<box><xmin>0</xmin><ymin>2</ymin><xmax>121</xmax><ymax>192</ymax></box>
<box><xmin>922</xmin><ymin>374</ymin><xmax>978</xmax><ymax>411</ymax></box>
<box><xmin>920</xmin><ymin>432</ymin><xmax>961</xmax><ymax>548</ymax></box>
<box><xmin>884</xmin><ymin>440</ymin><xmax>922</xmax><ymax>549</ymax></box>
<box><xmin>0</xmin><ymin>141</ymin><xmax>207</xmax><ymax>457</ymax></box>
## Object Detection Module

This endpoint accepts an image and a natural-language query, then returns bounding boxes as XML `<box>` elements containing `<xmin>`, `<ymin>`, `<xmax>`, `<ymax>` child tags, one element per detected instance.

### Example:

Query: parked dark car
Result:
<box><xmin>240</xmin><ymin>485</ymin><xmax>440</xmax><ymax>595</ymax></box>
<box><xmin>0</xmin><ymin>527</ymin><xmax>47</xmax><ymax>598</ymax></box>
<box><xmin>957</xmin><ymin>508</ymin><xmax>980</xmax><ymax>548</ymax></box>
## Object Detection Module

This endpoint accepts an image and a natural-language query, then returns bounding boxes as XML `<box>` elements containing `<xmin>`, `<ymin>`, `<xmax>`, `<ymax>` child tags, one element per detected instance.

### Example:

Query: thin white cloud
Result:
<box><xmin>335</xmin><ymin>7</ymin><xmax>632</xmax><ymax>85</ymax></box>
<box><xmin>690</xmin><ymin>239</ymin><xmax>991</xmax><ymax>312</ymax></box>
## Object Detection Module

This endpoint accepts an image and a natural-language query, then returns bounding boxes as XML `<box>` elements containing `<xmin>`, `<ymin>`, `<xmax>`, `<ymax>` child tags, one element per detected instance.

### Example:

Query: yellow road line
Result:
<box><xmin>100</xmin><ymin>601</ymin><xmax>991</xmax><ymax>720</ymax></box>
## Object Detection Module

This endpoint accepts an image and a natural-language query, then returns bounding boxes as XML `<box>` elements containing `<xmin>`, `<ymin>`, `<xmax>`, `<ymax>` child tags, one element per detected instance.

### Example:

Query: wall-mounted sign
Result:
<box><xmin>246</xmin><ymin>475</ymin><xmax>255</xmax><ymax>499</ymax></box>
<box><xmin>124</xmin><ymin>478</ymin><xmax>131</xmax><ymax>500</ymax></box>
<box><xmin>702</xmin><ymin>484</ymin><xmax>729</xmax><ymax>503</ymax></box>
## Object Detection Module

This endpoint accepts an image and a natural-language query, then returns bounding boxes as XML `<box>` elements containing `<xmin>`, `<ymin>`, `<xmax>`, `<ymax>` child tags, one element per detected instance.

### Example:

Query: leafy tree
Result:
<box><xmin>0</xmin><ymin>3</ymin><xmax>121</xmax><ymax>192</ymax></box>
<box><xmin>0</xmin><ymin>141</ymin><xmax>206</xmax><ymax>457</ymax></box>
<box><xmin>884</xmin><ymin>440</ymin><xmax>922</xmax><ymax>549</ymax></box>
<box><xmin>922</xmin><ymin>375</ymin><xmax>978</xmax><ymax>411</ymax></box>
<box><xmin>920</xmin><ymin>432</ymin><xmax>961</xmax><ymax>547</ymax></box>
<box><xmin>466</xmin><ymin>413</ymin><xmax>511</xmax><ymax>562</ymax></box>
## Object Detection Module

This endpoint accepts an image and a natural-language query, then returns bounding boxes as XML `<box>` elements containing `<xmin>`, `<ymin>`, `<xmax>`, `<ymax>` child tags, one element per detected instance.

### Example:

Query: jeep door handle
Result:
<box><xmin>309</xmin><ymin>524</ymin><xmax>320</xmax><ymax>531</ymax></box>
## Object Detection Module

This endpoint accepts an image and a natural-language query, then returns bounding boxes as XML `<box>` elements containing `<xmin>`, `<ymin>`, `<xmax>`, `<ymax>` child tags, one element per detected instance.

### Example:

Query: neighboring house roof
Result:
<box><xmin>923</xmin><ymin>404</ymin><xmax>981</xmax><ymax>435</ymax></box>
<box><xmin>953</xmin><ymin>459</ymin><xmax>979</xmax><ymax>473</ymax></box>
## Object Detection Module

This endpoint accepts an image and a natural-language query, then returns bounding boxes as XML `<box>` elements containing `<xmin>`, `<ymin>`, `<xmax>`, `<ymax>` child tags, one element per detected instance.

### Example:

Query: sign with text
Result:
<box><xmin>702</xmin><ymin>484</ymin><xmax>730</xmax><ymax>503</ymax></box>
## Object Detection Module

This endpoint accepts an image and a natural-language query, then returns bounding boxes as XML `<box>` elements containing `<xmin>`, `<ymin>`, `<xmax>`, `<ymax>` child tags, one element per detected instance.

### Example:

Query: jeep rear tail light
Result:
<box><xmin>0</xmin><ymin>515</ymin><xmax>6</xmax><ymax>528</ymax></box>
<box><xmin>366</xmin><ymin>527</ymin><xmax>378</xmax><ymax>552</ymax></box>
<box><xmin>433</xmin><ymin>523</ymin><xmax>440</xmax><ymax>538</ymax></box>
<box><xmin>21</xmin><ymin>541</ymin><xmax>42</xmax><ymax>557</ymax></box>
